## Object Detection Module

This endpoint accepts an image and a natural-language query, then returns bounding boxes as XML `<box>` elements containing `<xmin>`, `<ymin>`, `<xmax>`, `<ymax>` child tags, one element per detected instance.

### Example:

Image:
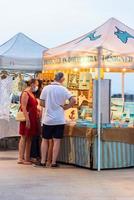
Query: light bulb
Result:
<box><xmin>106</xmin><ymin>68</ymin><xmax>110</xmax><ymax>72</ymax></box>
<box><xmin>74</xmin><ymin>68</ymin><xmax>78</xmax><ymax>72</ymax></box>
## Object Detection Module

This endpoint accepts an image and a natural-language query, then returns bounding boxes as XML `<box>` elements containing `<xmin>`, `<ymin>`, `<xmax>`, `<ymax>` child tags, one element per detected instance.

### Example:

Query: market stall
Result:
<box><xmin>0</xmin><ymin>32</ymin><xmax>47</xmax><ymax>71</ymax></box>
<box><xmin>43</xmin><ymin>18</ymin><xmax>134</xmax><ymax>170</ymax></box>
<box><xmin>0</xmin><ymin>33</ymin><xmax>48</xmax><ymax>140</ymax></box>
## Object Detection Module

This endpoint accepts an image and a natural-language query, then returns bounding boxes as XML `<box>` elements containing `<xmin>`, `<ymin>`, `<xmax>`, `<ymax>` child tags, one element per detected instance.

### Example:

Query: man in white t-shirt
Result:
<box><xmin>37</xmin><ymin>72</ymin><xmax>76</xmax><ymax>167</ymax></box>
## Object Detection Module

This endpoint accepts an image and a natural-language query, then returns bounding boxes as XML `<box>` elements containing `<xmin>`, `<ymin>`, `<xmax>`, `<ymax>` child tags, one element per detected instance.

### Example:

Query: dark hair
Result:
<box><xmin>26</xmin><ymin>78</ymin><xmax>37</xmax><ymax>86</ymax></box>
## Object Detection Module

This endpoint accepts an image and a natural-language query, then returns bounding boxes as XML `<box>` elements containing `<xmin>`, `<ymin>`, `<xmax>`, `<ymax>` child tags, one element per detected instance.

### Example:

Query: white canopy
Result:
<box><xmin>0</xmin><ymin>33</ymin><xmax>48</xmax><ymax>71</ymax></box>
<box><xmin>44</xmin><ymin>18</ymin><xmax>134</xmax><ymax>71</ymax></box>
<box><xmin>43</xmin><ymin>18</ymin><xmax>134</xmax><ymax>171</ymax></box>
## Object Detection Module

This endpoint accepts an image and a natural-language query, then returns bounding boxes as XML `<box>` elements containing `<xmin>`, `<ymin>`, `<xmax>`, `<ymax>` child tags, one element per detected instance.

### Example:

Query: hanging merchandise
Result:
<box><xmin>0</xmin><ymin>72</ymin><xmax>13</xmax><ymax>121</ymax></box>
<box><xmin>79</xmin><ymin>72</ymin><xmax>92</xmax><ymax>90</ymax></box>
<box><xmin>12</xmin><ymin>74</ymin><xmax>21</xmax><ymax>95</ymax></box>
<box><xmin>12</xmin><ymin>73</ymin><xmax>26</xmax><ymax>95</ymax></box>
<box><xmin>39</xmin><ymin>70</ymin><xmax>94</xmax><ymax>125</ymax></box>
<box><xmin>68</xmin><ymin>73</ymin><xmax>79</xmax><ymax>89</ymax></box>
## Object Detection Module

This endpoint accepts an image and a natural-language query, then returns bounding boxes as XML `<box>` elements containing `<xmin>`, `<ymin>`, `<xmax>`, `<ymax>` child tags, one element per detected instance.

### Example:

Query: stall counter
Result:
<box><xmin>0</xmin><ymin>119</ymin><xmax>134</xmax><ymax>169</ymax></box>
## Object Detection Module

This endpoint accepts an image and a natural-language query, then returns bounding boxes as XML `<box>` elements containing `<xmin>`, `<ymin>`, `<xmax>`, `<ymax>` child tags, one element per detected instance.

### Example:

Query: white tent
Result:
<box><xmin>0</xmin><ymin>33</ymin><xmax>48</xmax><ymax>71</ymax></box>
<box><xmin>43</xmin><ymin>18</ymin><xmax>134</xmax><ymax>171</ymax></box>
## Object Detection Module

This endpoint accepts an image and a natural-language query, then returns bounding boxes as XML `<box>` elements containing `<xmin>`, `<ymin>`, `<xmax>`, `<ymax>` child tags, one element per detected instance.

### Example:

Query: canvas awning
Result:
<box><xmin>43</xmin><ymin>18</ymin><xmax>134</xmax><ymax>72</ymax></box>
<box><xmin>0</xmin><ymin>33</ymin><xmax>48</xmax><ymax>71</ymax></box>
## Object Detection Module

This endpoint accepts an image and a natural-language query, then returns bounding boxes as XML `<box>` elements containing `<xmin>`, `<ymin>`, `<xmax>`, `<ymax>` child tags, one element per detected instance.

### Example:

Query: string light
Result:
<box><xmin>90</xmin><ymin>68</ymin><xmax>93</xmax><ymax>73</ymax></box>
<box><xmin>73</xmin><ymin>68</ymin><xmax>78</xmax><ymax>72</ymax></box>
<box><xmin>106</xmin><ymin>68</ymin><xmax>110</xmax><ymax>72</ymax></box>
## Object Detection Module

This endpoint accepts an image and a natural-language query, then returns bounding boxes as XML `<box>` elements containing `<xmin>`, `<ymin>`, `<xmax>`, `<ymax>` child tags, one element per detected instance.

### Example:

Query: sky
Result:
<box><xmin>0</xmin><ymin>0</ymin><xmax>134</xmax><ymax>94</ymax></box>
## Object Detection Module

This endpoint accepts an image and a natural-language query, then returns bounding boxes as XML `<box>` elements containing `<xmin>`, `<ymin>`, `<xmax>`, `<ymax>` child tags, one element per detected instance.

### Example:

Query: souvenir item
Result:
<box><xmin>65</xmin><ymin>108</ymin><xmax>78</xmax><ymax>122</ymax></box>
<box><xmin>0</xmin><ymin>76</ymin><xmax>13</xmax><ymax>121</ymax></box>
<box><xmin>68</xmin><ymin>73</ymin><xmax>79</xmax><ymax>89</ymax></box>
<box><xmin>79</xmin><ymin>72</ymin><xmax>92</xmax><ymax>90</ymax></box>
<box><xmin>78</xmin><ymin>91</ymin><xmax>89</xmax><ymax>106</ymax></box>
<box><xmin>80</xmin><ymin>106</ymin><xmax>92</xmax><ymax>120</ymax></box>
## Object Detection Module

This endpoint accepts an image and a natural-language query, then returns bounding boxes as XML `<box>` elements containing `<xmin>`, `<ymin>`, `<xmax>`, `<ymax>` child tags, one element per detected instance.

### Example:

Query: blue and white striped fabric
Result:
<box><xmin>58</xmin><ymin>136</ymin><xmax>134</xmax><ymax>169</ymax></box>
<box><xmin>58</xmin><ymin>136</ymin><xmax>91</xmax><ymax>168</ymax></box>
<box><xmin>93</xmin><ymin>136</ymin><xmax>134</xmax><ymax>169</ymax></box>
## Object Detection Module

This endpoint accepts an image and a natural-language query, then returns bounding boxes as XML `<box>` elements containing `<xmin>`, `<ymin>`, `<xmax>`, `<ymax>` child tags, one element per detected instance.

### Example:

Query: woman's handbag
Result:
<box><xmin>16</xmin><ymin>91</ymin><xmax>31</xmax><ymax>122</ymax></box>
<box><xmin>16</xmin><ymin>109</ymin><xmax>26</xmax><ymax>122</ymax></box>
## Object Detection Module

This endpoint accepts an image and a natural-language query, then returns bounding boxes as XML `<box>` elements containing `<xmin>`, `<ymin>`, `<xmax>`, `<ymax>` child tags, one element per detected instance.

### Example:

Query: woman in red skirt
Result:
<box><xmin>18</xmin><ymin>79</ymin><xmax>39</xmax><ymax>164</ymax></box>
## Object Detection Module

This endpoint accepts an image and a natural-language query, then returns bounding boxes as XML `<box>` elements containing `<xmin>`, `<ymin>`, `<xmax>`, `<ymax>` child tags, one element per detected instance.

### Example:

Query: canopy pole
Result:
<box><xmin>97</xmin><ymin>47</ymin><xmax>102</xmax><ymax>172</ymax></box>
<box><xmin>122</xmin><ymin>72</ymin><xmax>125</xmax><ymax>110</ymax></box>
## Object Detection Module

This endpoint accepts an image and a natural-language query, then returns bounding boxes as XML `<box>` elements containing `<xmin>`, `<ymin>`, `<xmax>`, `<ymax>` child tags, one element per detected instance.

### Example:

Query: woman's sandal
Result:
<box><xmin>17</xmin><ymin>160</ymin><xmax>24</xmax><ymax>164</ymax></box>
<box><xmin>23</xmin><ymin>161</ymin><xmax>32</xmax><ymax>165</ymax></box>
